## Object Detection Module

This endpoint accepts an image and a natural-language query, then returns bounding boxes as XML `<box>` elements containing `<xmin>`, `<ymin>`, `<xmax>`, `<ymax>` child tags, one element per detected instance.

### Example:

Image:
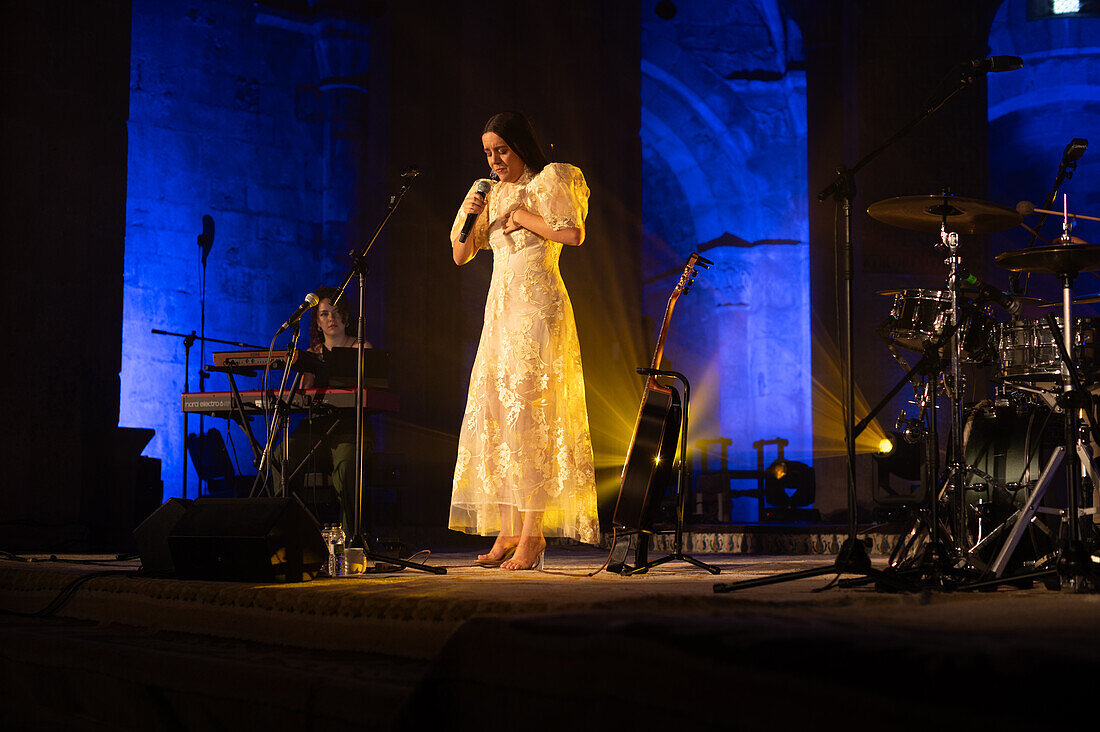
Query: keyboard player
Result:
<box><xmin>280</xmin><ymin>286</ymin><xmax>376</xmax><ymax>535</ymax></box>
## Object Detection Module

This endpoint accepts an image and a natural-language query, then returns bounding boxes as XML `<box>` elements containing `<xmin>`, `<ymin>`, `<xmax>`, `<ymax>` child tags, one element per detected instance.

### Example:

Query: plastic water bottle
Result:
<box><xmin>322</xmin><ymin>524</ymin><xmax>344</xmax><ymax>577</ymax></box>
<box><xmin>332</xmin><ymin>524</ymin><xmax>346</xmax><ymax>577</ymax></box>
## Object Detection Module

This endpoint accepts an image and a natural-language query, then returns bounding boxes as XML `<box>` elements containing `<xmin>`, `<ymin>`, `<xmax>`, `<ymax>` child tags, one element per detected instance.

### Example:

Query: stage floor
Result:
<box><xmin>3</xmin><ymin>547</ymin><xmax>1099</xmax><ymax>730</ymax></box>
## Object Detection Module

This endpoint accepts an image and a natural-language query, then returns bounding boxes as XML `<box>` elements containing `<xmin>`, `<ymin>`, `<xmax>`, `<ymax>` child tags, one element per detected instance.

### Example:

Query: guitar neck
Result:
<box><xmin>648</xmin><ymin>299</ymin><xmax>677</xmax><ymax>374</ymax></box>
<box><xmin>646</xmin><ymin>253</ymin><xmax>700</xmax><ymax>378</ymax></box>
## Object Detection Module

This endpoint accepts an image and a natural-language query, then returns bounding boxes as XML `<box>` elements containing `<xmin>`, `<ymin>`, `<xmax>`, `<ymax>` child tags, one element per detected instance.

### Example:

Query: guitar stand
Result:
<box><xmin>625</xmin><ymin>368</ymin><xmax>720</xmax><ymax>576</ymax></box>
<box><xmin>606</xmin><ymin>529</ymin><xmax>650</xmax><ymax>575</ymax></box>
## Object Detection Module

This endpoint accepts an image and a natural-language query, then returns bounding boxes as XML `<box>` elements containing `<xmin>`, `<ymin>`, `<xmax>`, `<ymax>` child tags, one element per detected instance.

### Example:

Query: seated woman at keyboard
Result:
<box><xmin>283</xmin><ymin>286</ymin><xmax>374</xmax><ymax>536</ymax></box>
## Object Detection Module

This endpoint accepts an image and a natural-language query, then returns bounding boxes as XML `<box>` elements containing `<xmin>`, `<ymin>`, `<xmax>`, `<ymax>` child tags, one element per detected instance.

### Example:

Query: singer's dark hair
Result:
<box><xmin>309</xmin><ymin>286</ymin><xmax>355</xmax><ymax>348</ymax></box>
<box><xmin>483</xmin><ymin>111</ymin><xmax>549</xmax><ymax>174</ymax></box>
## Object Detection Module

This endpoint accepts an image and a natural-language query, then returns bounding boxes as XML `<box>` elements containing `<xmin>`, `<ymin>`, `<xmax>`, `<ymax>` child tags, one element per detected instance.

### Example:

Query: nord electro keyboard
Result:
<box><xmin>181</xmin><ymin>387</ymin><xmax>399</xmax><ymax>417</ymax></box>
<box><xmin>211</xmin><ymin>349</ymin><xmax>322</xmax><ymax>371</ymax></box>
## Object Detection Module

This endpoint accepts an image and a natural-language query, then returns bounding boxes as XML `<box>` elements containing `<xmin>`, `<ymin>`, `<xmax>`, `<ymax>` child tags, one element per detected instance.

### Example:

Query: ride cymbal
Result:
<box><xmin>867</xmin><ymin>195</ymin><xmax>1021</xmax><ymax>234</ymax></box>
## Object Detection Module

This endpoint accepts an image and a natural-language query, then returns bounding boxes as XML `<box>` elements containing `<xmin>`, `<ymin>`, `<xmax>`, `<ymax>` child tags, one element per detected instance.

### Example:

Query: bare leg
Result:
<box><xmin>477</xmin><ymin>505</ymin><xmax>521</xmax><ymax>562</ymax></box>
<box><xmin>501</xmin><ymin>510</ymin><xmax>546</xmax><ymax>570</ymax></box>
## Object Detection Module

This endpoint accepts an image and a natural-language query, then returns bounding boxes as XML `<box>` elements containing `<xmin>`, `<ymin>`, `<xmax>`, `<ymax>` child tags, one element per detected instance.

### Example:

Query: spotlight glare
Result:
<box><xmin>878</xmin><ymin>437</ymin><xmax>895</xmax><ymax>455</ymax></box>
<box><xmin>1053</xmin><ymin>0</ymin><xmax>1080</xmax><ymax>15</ymax></box>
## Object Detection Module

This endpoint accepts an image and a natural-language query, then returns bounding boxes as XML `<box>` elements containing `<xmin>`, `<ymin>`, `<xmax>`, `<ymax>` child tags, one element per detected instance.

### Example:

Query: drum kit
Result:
<box><xmin>870</xmin><ymin>191</ymin><xmax>1100</xmax><ymax>591</ymax></box>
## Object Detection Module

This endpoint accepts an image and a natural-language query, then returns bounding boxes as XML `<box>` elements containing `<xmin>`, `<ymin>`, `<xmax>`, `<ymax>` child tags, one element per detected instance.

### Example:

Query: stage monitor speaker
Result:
<box><xmin>133</xmin><ymin>498</ymin><xmax>194</xmax><ymax>576</ymax></box>
<box><xmin>168</xmin><ymin>496</ymin><xmax>326</xmax><ymax>582</ymax></box>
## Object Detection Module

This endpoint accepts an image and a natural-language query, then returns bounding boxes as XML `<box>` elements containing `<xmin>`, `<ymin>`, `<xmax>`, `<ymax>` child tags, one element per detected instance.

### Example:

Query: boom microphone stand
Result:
<box><xmin>1010</xmin><ymin>138</ymin><xmax>1087</xmax><ymax>297</ymax></box>
<box><xmin>715</xmin><ymin>61</ymin><xmax>1000</xmax><ymax>595</ymax></box>
<box><xmin>197</xmin><ymin>215</ymin><xmax>215</xmax><ymax>496</ymax></box>
<box><xmin>152</xmin><ymin>328</ymin><xmax>264</xmax><ymax>499</ymax></box>
<box><xmin>333</xmin><ymin>168</ymin><xmax>444</xmax><ymax>575</ymax></box>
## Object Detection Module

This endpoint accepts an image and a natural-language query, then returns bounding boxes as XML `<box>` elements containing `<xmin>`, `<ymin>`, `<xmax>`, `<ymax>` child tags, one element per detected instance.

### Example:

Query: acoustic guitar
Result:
<box><xmin>612</xmin><ymin>252</ymin><xmax>710</xmax><ymax>532</ymax></box>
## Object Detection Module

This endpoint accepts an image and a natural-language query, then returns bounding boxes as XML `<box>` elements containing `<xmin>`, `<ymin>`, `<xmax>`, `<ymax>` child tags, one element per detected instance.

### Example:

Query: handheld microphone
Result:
<box><xmin>963</xmin><ymin>56</ymin><xmax>1023</xmax><ymax>73</ymax></box>
<box><xmin>458</xmin><ymin>180</ymin><xmax>492</xmax><ymax>243</ymax></box>
<box><xmin>961</xmin><ymin>271</ymin><xmax>1021</xmax><ymax>316</ymax></box>
<box><xmin>275</xmin><ymin>292</ymin><xmax>320</xmax><ymax>335</ymax></box>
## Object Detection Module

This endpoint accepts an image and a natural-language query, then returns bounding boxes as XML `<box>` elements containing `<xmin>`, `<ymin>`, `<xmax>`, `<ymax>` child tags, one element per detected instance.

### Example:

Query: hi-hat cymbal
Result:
<box><xmin>875</xmin><ymin>288</ymin><xmax>950</xmax><ymax>296</ymax></box>
<box><xmin>867</xmin><ymin>195</ymin><xmax>1022</xmax><ymax>234</ymax></box>
<box><xmin>1037</xmin><ymin>293</ymin><xmax>1100</xmax><ymax>307</ymax></box>
<box><xmin>995</xmin><ymin>244</ymin><xmax>1100</xmax><ymax>275</ymax></box>
<box><xmin>875</xmin><ymin>288</ymin><xmax>1045</xmax><ymax>307</ymax></box>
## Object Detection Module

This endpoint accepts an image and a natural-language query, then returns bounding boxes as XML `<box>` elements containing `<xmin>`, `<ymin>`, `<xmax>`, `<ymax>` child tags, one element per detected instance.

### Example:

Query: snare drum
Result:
<box><xmin>886</xmin><ymin>289</ymin><xmax>993</xmax><ymax>363</ymax></box>
<box><xmin>993</xmin><ymin>317</ymin><xmax>1098</xmax><ymax>383</ymax></box>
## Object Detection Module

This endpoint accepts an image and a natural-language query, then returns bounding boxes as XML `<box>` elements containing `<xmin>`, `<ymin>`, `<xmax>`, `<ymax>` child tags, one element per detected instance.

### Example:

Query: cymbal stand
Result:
<box><xmin>942</xmin><ymin>227</ymin><xmax>974</xmax><ymax>562</ymax></box>
<box><xmin>1042</xmin><ymin>310</ymin><xmax>1100</xmax><ymax>589</ymax></box>
<box><xmin>885</xmin><ymin>372</ymin><xmax>948</xmax><ymax>575</ymax></box>
<box><xmin>875</xmin><ymin>227</ymin><xmax>975</xmax><ymax>587</ymax></box>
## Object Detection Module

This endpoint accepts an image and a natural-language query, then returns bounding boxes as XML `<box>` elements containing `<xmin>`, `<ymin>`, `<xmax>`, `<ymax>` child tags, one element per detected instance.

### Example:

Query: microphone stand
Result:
<box><xmin>197</xmin><ymin>218</ymin><xmax>214</xmax><ymax>496</ymax></box>
<box><xmin>716</xmin><ymin>64</ymin><xmax>986</xmax><ymax>595</ymax></box>
<box><xmin>151</xmin><ymin>328</ymin><xmax>264</xmax><ymax>499</ymax></box>
<box><xmin>1012</xmin><ymin>145</ymin><xmax>1084</xmax><ymax>296</ymax></box>
<box><xmin>333</xmin><ymin>172</ymin><xmax>445</xmax><ymax>575</ymax></box>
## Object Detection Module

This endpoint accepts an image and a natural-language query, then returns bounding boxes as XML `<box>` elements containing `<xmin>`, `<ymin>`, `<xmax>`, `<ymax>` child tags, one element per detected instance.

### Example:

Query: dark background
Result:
<box><xmin>3</xmin><ymin>0</ymin><xmax>1098</xmax><ymax>549</ymax></box>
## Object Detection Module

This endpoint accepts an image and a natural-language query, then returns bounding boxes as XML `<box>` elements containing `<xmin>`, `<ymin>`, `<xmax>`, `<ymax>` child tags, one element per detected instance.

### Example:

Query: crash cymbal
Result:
<box><xmin>867</xmin><ymin>195</ymin><xmax>1022</xmax><ymax>234</ymax></box>
<box><xmin>995</xmin><ymin>244</ymin><xmax>1100</xmax><ymax>276</ymax></box>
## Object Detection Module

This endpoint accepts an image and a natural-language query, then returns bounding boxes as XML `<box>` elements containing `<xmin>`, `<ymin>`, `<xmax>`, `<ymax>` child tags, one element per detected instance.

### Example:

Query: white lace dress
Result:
<box><xmin>448</xmin><ymin>163</ymin><xmax>599</xmax><ymax>545</ymax></box>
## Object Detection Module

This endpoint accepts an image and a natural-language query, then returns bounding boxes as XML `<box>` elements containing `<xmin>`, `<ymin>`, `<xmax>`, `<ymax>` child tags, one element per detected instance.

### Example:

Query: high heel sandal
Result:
<box><xmin>474</xmin><ymin>546</ymin><xmax>517</xmax><ymax>568</ymax></box>
<box><xmin>502</xmin><ymin>550</ymin><xmax>544</xmax><ymax>571</ymax></box>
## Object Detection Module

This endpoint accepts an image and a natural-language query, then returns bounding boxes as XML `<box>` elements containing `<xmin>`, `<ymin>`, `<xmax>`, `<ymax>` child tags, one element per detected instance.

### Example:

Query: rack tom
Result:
<box><xmin>886</xmin><ymin>289</ymin><xmax>993</xmax><ymax>363</ymax></box>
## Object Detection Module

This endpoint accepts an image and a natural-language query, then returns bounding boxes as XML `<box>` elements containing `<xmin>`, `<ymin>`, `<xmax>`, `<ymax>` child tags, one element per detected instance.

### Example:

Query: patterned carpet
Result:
<box><xmin>2</xmin><ymin>547</ymin><xmax>1099</xmax><ymax>730</ymax></box>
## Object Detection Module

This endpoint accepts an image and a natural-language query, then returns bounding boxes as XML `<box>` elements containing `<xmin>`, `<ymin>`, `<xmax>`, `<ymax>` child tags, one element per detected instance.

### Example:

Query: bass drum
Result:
<box><xmin>962</xmin><ymin>401</ymin><xmax>1061</xmax><ymax>564</ymax></box>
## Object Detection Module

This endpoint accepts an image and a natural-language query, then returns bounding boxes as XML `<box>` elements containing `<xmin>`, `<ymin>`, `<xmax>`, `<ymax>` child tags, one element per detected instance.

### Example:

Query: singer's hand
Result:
<box><xmin>502</xmin><ymin>208</ymin><xmax>525</xmax><ymax>235</ymax></box>
<box><xmin>461</xmin><ymin>192</ymin><xmax>486</xmax><ymax>216</ymax></box>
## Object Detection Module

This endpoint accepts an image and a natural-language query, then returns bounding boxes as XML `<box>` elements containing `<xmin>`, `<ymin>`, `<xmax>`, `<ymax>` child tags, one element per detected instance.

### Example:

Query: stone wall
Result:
<box><xmin>641</xmin><ymin>1</ymin><xmax>810</xmax><ymax>520</ymax></box>
<box><xmin>121</xmin><ymin>0</ymin><xmax>373</xmax><ymax>498</ymax></box>
<box><xmin>987</xmin><ymin>0</ymin><xmax>1100</xmax><ymax>290</ymax></box>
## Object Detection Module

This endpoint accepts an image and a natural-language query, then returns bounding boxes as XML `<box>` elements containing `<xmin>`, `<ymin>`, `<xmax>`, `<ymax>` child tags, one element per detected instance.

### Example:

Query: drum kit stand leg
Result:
<box><xmin>875</xmin><ymin>195</ymin><xmax>1100</xmax><ymax>592</ymax></box>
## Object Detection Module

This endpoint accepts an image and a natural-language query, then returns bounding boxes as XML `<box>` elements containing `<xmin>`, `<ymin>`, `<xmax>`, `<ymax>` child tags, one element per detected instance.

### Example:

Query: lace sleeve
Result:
<box><xmin>527</xmin><ymin>163</ymin><xmax>590</xmax><ymax>238</ymax></box>
<box><xmin>450</xmin><ymin>179</ymin><xmax>495</xmax><ymax>250</ymax></box>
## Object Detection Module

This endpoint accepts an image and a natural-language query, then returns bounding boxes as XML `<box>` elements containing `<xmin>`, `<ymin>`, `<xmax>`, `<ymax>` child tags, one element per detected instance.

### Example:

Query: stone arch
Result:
<box><xmin>987</xmin><ymin>0</ymin><xmax>1100</xmax><ymax>266</ymax></box>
